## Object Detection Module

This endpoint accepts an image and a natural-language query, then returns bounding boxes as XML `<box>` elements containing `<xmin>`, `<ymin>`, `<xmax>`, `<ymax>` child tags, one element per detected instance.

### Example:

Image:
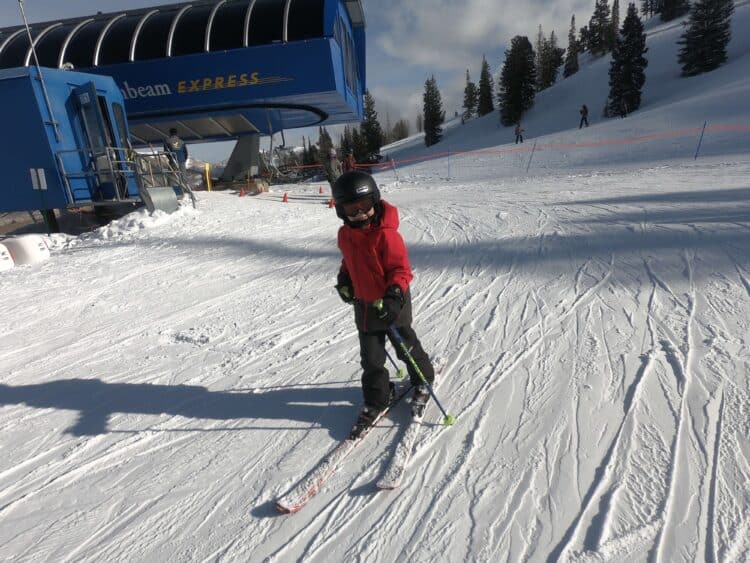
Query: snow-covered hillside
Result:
<box><xmin>1</xmin><ymin>6</ymin><xmax>749</xmax><ymax>562</ymax></box>
<box><xmin>382</xmin><ymin>3</ymin><xmax>750</xmax><ymax>169</ymax></box>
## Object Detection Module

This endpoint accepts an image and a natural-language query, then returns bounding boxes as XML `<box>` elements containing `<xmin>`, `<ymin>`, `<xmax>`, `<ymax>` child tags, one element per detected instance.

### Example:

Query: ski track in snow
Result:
<box><xmin>4</xmin><ymin>12</ymin><xmax>750</xmax><ymax>550</ymax></box>
<box><xmin>1</xmin><ymin>158</ymin><xmax>749</xmax><ymax>561</ymax></box>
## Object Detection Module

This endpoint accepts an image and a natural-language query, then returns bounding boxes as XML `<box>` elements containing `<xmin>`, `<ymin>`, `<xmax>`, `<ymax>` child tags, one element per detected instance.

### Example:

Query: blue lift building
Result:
<box><xmin>0</xmin><ymin>0</ymin><xmax>366</xmax><ymax>219</ymax></box>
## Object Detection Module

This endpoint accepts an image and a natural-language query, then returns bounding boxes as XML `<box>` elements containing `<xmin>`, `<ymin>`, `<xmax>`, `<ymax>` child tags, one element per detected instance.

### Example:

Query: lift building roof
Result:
<box><xmin>0</xmin><ymin>0</ymin><xmax>366</xmax><ymax>145</ymax></box>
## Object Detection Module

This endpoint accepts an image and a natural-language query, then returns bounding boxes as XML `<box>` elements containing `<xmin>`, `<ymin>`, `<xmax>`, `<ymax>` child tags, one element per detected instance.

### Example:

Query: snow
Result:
<box><xmin>2</xmin><ymin>6</ymin><xmax>750</xmax><ymax>562</ymax></box>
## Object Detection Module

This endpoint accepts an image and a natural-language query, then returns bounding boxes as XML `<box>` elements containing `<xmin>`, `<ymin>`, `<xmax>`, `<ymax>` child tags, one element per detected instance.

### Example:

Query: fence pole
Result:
<box><xmin>390</xmin><ymin>158</ymin><xmax>399</xmax><ymax>182</ymax></box>
<box><xmin>525</xmin><ymin>140</ymin><xmax>538</xmax><ymax>173</ymax></box>
<box><xmin>205</xmin><ymin>163</ymin><xmax>212</xmax><ymax>191</ymax></box>
<box><xmin>694</xmin><ymin>121</ymin><xmax>707</xmax><ymax>160</ymax></box>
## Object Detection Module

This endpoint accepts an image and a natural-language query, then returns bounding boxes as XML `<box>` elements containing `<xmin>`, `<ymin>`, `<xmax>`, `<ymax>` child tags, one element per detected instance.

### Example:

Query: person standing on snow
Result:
<box><xmin>514</xmin><ymin>123</ymin><xmax>524</xmax><ymax>144</ymax></box>
<box><xmin>164</xmin><ymin>128</ymin><xmax>188</xmax><ymax>175</ymax></box>
<box><xmin>579</xmin><ymin>104</ymin><xmax>589</xmax><ymax>128</ymax></box>
<box><xmin>323</xmin><ymin>148</ymin><xmax>343</xmax><ymax>188</ymax></box>
<box><xmin>332</xmin><ymin>171</ymin><xmax>435</xmax><ymax>439</ymax></box>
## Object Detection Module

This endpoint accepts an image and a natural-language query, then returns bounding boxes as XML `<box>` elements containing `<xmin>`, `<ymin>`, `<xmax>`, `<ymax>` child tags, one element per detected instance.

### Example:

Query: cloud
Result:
<box><xmin>370</xmin><ymin>0</ymin><xmax>593</xmax><ymax>72</ymax></box>
<box><xmin>364</xmin><ymin>0</ymin><xmax>597</xmax><ymax>122</ymax></box>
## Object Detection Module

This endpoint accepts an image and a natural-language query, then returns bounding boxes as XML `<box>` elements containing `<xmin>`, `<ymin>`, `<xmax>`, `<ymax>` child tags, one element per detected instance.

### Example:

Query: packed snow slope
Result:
<box><xmin>2</xmin><ymin>6</ymin><xmax>750</xmax><ymax>563</ymax></box>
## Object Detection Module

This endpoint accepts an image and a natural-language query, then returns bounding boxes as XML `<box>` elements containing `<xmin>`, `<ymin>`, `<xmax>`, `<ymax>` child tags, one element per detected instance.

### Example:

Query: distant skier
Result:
<box><xmin>579</xmin><ymin>104</ymin><xmax>589</xmax><ymax>128</ymax></box>
<box><xmin>514</xmin><ymin>123</ymin><xmax>524</xmax><ymax>144</ymax></box>
<box><xmin>164</xmin><ymin>128</ymin><xmax>188</xmax><ymax>175</ymax></box>
<box><xmin>323</xmin><ymin>148</ymin><xmax>343</xmax><ymax>188</ymax></box>
<box><xmin>332</xmin><ymin>171</ymin><xmax>435</xmax><ymax>439</ymax></box>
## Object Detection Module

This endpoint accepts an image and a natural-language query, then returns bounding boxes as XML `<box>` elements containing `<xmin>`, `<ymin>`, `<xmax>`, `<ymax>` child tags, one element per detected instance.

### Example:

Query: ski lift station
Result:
<box><xmin>0</xmin><ymin>0</ymin><xmax>366</xmax><ymax>224</ymax></box>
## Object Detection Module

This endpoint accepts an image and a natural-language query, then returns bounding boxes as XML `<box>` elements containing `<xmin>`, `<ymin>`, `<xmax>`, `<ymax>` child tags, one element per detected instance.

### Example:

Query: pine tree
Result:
<box><xmin>477</xmin><ymin>56</ymin><xmax>495</xmax><ymax>116</ymax></box>
<box><xmin>391</xmin><ymin>119</ymin><xmax>410</xmax><ymax>141</ymax></box>
<box><xmin>609</xmin><ymin>0</ymin><xmax>620</xmax><ymax>51</ymax></box>
<box><xmin>588</xmin><ymin>0</ymin><xmax>612</xmax><ymax>55</ymax></box>
<box><xmin>360</xmin><ymin>90</ymin><xmax>384</xmax><ymax>161</ymax></box>
<box><xmin>423</xmin><ymin>76</ymin><xmax>445</xmax><ymax>147</ymax></box>
<box><xmin>340</xmin><ymin>126</ymin><xmax>353</xmax><ymax>156</ymax></box>
<box><xmin>579</xmin><ymin>25</ymin><xmax>590</xmax><ymax>52</ymax></box>
<box><xmin>415</xmin><ymin>113</ymin><xmax>423</xmax><ymax>133</ymax></box>
<box><xmin>563</xmin><ymin>15</ymin><xmax>580</xmax><ymax>78</ymax></box>
<box><xmin>534</xmin><ymin>26</ymin><xmax>547</xmax><ymax>91</ymax></box>
<box><xmin>678</xmin><ymin>0</ymin><xmax>734</xmax><ymax>76</ymax></box>
<box><xmin>462</xmin><ymin>69</ymin><xmax>478</xmax><ymax>120</ymax></box>
<box><xmin>660</xmin><ymin>0</ymin><xmax>689</xmax><ymax>21</ymax></box>
<box><xmin>318</xmin><ymin>127</ymin><xmax>333</xmax><ymax>158</ymax></box>
<box><xmin>640</xmin><ymin>0</ymin><xmax>656</xmax><ymax>18</ymax></box>
<box><xmin>548</xmin><ymin>31</ymin><xmax>565</xmax><ymax>86</ymax></box>
<box><xmin>308</xmin><ymin>139</ymin><xmax>319</xmax><ymax>166</ymax></box>
<box><xmin>607</xmin><ymin>3</ymin><xmax>648</xmax><ymax>117</ymax></box>
<box><xmin>301</xmin><ymin>136</ymin><xmax>309</xmax><ymax>165</ymax></box>
<box><xmin>536</xmin><ymin>28</ymin><xmax>565</xmax><ymax>90</ymax></box>
<box><xmin>351</xmin><ymin>127</ymin><xmax>367</xmax><ymax>163</ymax></box>
<box><xmin>498</xmin><ymin>35</ymin><xmax>537</xmax><ymax>126</ymax></box>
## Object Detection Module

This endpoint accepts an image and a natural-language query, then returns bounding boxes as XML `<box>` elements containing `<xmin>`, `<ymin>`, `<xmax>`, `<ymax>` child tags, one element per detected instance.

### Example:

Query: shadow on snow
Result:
<box><xmin>0</xmin><ymin>379</ymin><xmax>361</xmax><ymax>439</ymax></box>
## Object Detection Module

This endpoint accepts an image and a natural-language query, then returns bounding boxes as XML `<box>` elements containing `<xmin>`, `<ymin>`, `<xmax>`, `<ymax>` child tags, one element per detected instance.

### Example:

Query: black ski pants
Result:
<box><xmin>358</xmin><ymin>326</ymin><xmax>434</xmax><ymax>410</ymax></box>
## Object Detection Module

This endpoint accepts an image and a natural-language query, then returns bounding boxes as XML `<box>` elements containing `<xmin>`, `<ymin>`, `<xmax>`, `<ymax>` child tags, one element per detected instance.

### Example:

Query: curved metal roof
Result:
<box><xmin>0</xmin><ymin>0</ymin><xmax>364</xmax><ymax>69</ymax></box>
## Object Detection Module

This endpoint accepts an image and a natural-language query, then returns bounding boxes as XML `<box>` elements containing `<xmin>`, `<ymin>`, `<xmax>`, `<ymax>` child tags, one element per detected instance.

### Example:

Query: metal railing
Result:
<box><xmin>55</xmin><ymin>146</ymin><xmax>195</xmax><ymax>208</ymax></box>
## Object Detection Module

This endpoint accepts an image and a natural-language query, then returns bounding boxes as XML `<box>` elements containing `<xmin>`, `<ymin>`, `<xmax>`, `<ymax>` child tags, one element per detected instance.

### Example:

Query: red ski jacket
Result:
<box><xmin>338</xmin><ymin>200</ymin><xmax>413</xmax><ymax>303</ymax></box>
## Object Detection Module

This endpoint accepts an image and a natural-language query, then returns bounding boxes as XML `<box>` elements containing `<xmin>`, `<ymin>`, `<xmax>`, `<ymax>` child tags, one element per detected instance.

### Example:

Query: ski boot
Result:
<box><xmin>412</xmin><ymin>385</ymin><xmax>430</xmax><ymax>418</ymax></box>
<box><xmin>349</xmin><ymin>383</ymin><xmax>395</xmax><ymax>440</ymax></box>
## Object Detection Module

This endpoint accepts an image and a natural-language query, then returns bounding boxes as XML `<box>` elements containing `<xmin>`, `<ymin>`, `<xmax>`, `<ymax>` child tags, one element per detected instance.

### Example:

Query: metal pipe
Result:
<box><xmin>23</xmin><ymin>23</ymin><xmax>61</xmax><ymax>66</ymax></box>
<box><xmin>243</xmin><ymin>0</ymin><xmax>257</xmax><ymax>47</ymax></box>
<box><xmin>130</xmin><ymin>9</ymin><xmax>159</xmax><ymax>62</ymax></box>
<box><xmin>167</xmin><ymin>4</ymin><xmax>193</xmax><ymax>57</ymax></box>
<box><xmin>0</xmin><ymin>28</ymin><xmax>25</xmax><ymax>59</ymax></box>
<box><xmin>205</xmin><ymin>0</ymin><xmax>228</xmax><ymax>52</ymax></box>
<box><xmin>58</xmin><ymin>18</ymin><xmax>94</xmax><ymax>68</ymax></box>
<box><xmin>94</xmin><ymin>13</ymin><xmax>126</xmax><ymax>66</ymax></box>
<box><xmin>18</xmin><ymin>0</ymin><xmax>61</xmax><ymax>142</ymax></box>
<box><xmin>282</xmin><ymin>0</ymin><xmax>292</xmax><ymax>43</ymax></box>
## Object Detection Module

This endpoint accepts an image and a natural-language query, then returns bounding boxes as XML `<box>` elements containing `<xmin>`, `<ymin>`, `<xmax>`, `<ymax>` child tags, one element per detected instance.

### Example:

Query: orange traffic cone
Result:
<box><xmin>328</xmin><ymin>198</ymin><xmax>335</xmax><ymax>209</ymax></box>
<box><xmin>239</xmin><ymin>186</ymin><xmax>246</xmax><ymax>197</ymax></box>
<box><xmin>282</xmin><ymin>192</ymin><xmax>289</xmax><ymax>203</ymax></box>
<box><xmin>319</xmin><ymin>186</ymin><xmax>324</xmax><ymax>194</ymax></box>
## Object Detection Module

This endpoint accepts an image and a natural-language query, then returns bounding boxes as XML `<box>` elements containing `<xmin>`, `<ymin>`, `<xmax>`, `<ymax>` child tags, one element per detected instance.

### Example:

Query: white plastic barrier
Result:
<box><xmin>2</xmin><ymin>234</ymin><xmax>50</xmax><ymax>266</ymax></box>
<box><xmin>0</xmin><ymin>242</ymin><xmax>14</xmax><ymax>271</ymax></box>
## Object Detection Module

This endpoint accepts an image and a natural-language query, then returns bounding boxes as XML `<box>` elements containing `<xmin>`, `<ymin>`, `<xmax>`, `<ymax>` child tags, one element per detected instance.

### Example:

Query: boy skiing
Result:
<box><xmin>332</xmin><ymin>171</ymin><xmax>435</xmax><ymax>439</ymax></box>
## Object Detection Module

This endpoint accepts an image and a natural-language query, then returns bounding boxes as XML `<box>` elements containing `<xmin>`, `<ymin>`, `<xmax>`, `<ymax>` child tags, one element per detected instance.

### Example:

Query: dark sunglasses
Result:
<box><xmin>342</xmin><ymin>200</ymin><xmax>374</xmax><ymax>216</ymax></box>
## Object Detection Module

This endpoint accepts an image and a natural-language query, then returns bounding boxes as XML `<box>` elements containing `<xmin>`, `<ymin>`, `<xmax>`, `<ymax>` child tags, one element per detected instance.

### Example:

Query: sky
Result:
<box><xmin>0</xmin><ymin>0</ymin><xmax>598</xmax><ymax>160</ymax></box>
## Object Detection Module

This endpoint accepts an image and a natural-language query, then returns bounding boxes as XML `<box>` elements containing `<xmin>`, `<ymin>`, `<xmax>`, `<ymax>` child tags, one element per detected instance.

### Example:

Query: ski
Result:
<box><xmin>275</xmin><ymin>383</ymin><xmax>412</xmax><ymax>514</ymax></box>
<box><xmin>376</xmin><ymin>380</ymin><xmax>441</xmax><ymax>490</ymax></box>
<box><xmin>376</xmin><ymin>411</ymin><xmax>424</xmax><ymax>490</ymax></box>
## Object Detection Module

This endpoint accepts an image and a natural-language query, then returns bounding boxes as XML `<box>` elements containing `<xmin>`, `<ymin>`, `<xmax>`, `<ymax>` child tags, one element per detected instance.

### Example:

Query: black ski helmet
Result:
<box><xmin>332</xmin><ymin>171</ymin><xmax>381</xmax><ymax>221</ymax></box>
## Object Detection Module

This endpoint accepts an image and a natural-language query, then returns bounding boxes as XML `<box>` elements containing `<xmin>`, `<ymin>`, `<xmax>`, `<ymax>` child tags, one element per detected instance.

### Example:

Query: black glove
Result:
<box><xmin>375</xmin><ymin>285</ymin><xmax>404</xmax><ymax>324</ymax></box>
<box><xmin>335</xmin><ymin>283</ymin><xmax>354</xmax><ymax>304</ymax></box>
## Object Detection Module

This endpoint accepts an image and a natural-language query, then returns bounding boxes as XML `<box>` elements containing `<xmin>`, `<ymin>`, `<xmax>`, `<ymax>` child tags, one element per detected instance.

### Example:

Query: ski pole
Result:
<box><xmin>694</xmin><ymin>120</ymin><xmax>707</xmax><ymax>160</ymax></box>
<box><xmin>346</xmin><ymin>295</ymin><xmax>405</xmax><ymax>377</ymax></box>
<box><xmin>385</xmin><ymin>347</ymin><xmax>406</xmax><ymax>378</ymax></box>
<box><xmin>387</xmin><ymin>324</ymin><xmax>455</xmax><ymax>426</ymax></box>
